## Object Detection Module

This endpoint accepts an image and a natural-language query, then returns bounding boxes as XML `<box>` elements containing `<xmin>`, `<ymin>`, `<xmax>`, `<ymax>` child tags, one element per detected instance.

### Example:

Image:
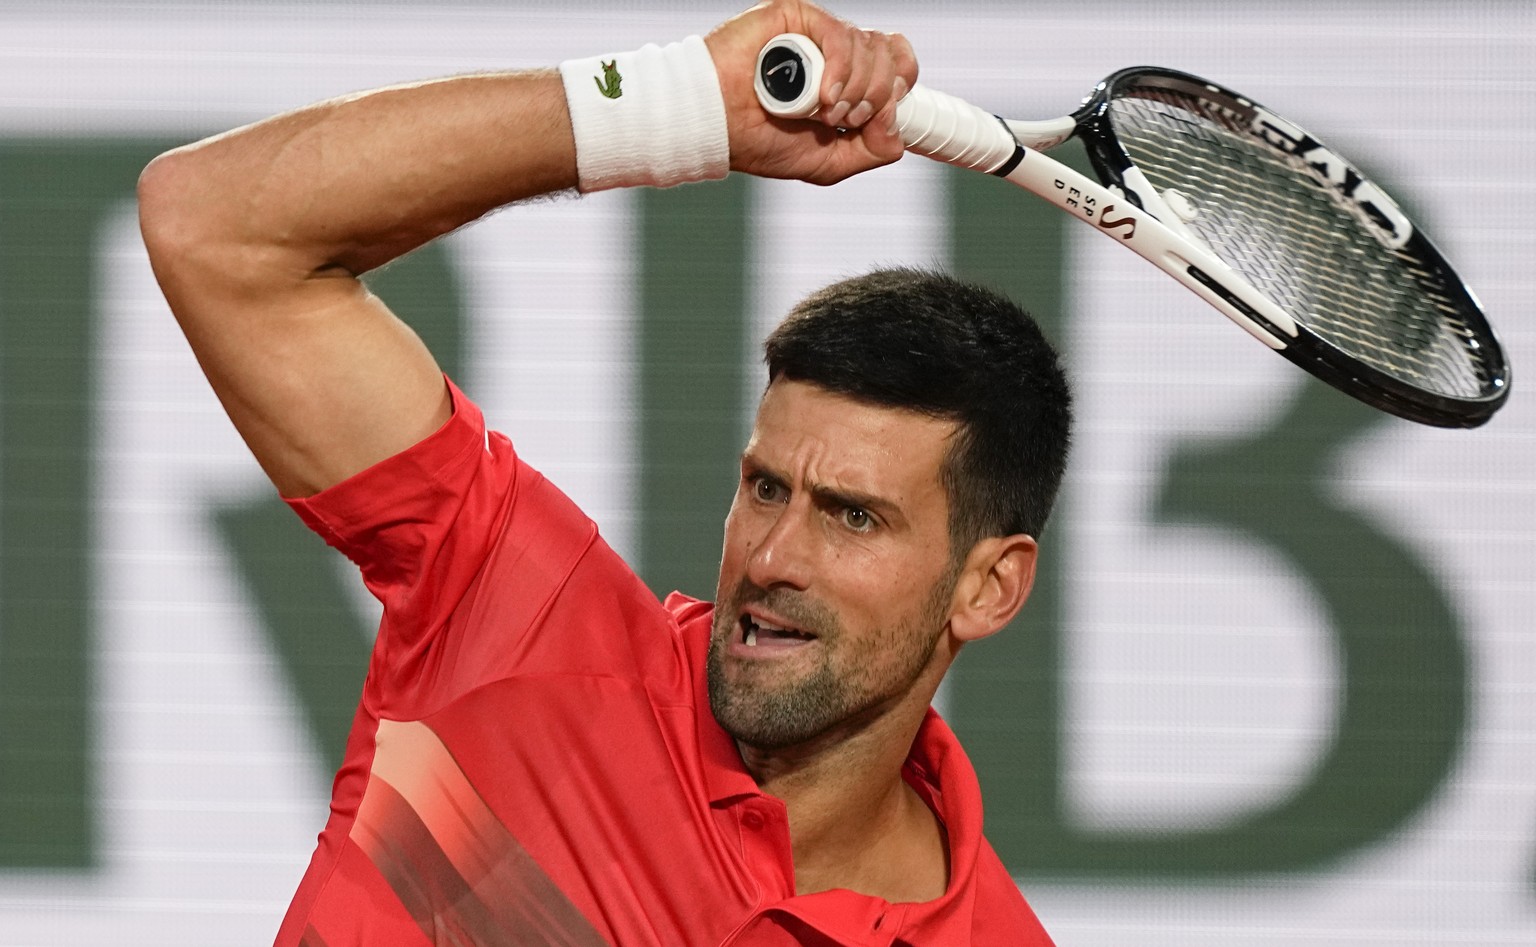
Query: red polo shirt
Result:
<box><xmin>277</xmin><ymin>380</ymin><xmax>1054</xmax><ymax>946</ymax></box>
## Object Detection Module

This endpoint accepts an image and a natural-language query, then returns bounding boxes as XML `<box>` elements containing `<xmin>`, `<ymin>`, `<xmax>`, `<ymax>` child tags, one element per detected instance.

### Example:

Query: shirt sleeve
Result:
<box><xmin>284</xmin><ymin>378</ymin><xmax>600</xmax><ymax>713</ymax></box>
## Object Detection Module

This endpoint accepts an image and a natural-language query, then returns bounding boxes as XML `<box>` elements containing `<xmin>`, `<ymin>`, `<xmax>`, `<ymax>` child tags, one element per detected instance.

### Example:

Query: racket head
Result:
<box><xmin>1068</xmin><ymin>67</ymin><xmax>1509</xmax><ymax>428</ymax></box>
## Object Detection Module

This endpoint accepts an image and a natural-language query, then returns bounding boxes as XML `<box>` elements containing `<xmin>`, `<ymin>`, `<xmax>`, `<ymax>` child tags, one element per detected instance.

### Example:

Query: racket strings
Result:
<box><xmin>1104</xmin><ymin>90</ymin><xmax>1493</xmax><ymax>400</ymax></box>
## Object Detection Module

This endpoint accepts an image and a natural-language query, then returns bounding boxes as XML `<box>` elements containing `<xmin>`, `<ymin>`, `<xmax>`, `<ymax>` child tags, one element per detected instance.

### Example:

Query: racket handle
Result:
<box><xmin>754</xmin><ymin>33</ymin><xmax>1020</xmax><ymax>174</ymax></box>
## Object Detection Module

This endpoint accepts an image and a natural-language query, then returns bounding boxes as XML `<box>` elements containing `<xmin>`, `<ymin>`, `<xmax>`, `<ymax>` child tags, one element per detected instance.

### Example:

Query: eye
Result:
<box><xmin>750</xmin><ymin>475</ymin><xmax>785</xmax><ymax>503</ymax></box>
<box><xmin>841</xmin><ymin>507</ymin><xmax>874</xmax><ymax>532</ymax></box>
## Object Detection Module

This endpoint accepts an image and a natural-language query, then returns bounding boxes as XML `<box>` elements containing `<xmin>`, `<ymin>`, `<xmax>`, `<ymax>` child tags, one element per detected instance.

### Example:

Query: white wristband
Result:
<box><xmin>559</xmin><ymin>35</ymin><xmax>731</xmax><ymax>193</ymax></box>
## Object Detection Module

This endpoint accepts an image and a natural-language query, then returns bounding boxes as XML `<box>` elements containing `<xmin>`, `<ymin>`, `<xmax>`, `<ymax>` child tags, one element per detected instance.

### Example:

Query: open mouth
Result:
<box><xmin>739</xmin><ymin>613</ymin><xmax>817</xmax><ymax>650</ymax></box>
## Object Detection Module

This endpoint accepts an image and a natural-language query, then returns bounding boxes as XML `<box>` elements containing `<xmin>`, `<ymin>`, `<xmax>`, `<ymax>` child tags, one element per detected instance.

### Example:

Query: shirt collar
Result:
<box><xmin>673</xmin><ymin>597</ymin><xmax>987</xmax><ymax>939</ymax></box>
<box><xmin>664</xmin><ymin>593</ymin><xmax>762</xmax><ymax>804</ymax></box>
<box><xmin>736</xmin><ymin>710</ymin><xmax>988</xmax><ymax>943</ymax></box>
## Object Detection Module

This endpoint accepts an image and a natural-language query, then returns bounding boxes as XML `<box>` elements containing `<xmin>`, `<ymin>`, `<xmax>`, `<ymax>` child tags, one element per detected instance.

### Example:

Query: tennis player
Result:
<box><xmin>138</xmin><ymin>1</ymin><xmax>1070</xmax><ymax>943</ymax></box>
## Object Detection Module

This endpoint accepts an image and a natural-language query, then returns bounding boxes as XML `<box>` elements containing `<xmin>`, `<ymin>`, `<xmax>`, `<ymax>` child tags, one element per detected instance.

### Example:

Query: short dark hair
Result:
<box><xmin>764</xmin><ymin>267</ymin><xmax>1072</xmax><ymax>552</ymax></box>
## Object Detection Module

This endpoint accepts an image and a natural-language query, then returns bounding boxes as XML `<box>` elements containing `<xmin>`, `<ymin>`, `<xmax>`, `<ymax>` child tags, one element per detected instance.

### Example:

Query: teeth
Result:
<box><xmin>740</xmin><ymin>614</ymin><xmax>813</xmax><ymax>648</ymax></box>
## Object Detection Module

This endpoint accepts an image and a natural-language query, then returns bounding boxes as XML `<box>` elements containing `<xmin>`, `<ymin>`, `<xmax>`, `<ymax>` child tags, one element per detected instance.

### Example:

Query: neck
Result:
<box><xmin>738</xmin><ymin>676</ymin><xmax>950</xmax><ymax>902</ymax></box>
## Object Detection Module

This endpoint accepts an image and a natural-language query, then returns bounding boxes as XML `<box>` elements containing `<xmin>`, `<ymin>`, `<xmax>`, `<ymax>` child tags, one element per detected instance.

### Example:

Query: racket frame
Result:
<box><xmin>752</xmin><ymin>36</ymin><xmax>1510</xmax><ymax>428</ymax></box>
<box><xmin>1064</xmin><ymin>67</ymin><xmax>1509</xmax><ymax>428</ymax></box>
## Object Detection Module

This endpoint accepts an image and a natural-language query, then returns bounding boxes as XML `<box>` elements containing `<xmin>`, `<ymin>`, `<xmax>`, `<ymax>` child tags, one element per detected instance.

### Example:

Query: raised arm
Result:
<box><xmin>137</xmin><ymin>0</ymin><xmax>914</xmax><ymax>498</ymax></box>
<box><xmin>138</xmin><ymin>71</ymin><xmax>574</xmax><ymax>498</ymax></box>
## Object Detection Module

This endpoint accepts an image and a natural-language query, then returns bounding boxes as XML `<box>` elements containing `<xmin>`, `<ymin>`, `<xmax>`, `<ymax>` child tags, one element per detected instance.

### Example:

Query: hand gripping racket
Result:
<box><xmin>754</xmin><ymin>35</ymin><xmax>1510</xmax><ymax>428</ymax></box>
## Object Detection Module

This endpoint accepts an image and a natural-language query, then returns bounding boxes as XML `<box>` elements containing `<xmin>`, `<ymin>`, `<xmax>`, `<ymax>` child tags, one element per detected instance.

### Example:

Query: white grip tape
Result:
<box><xmin>895</xmin><ymin>85</ymin><xmax>1017</xmax><ymax>174</ymax></box>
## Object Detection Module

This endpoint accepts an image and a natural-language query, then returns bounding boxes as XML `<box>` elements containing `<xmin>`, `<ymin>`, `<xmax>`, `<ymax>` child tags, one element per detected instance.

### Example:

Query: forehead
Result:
<box><xmin>747</xmin><ymin>380</ymin><xmax>957</xmax><ymax>496</ymax></box>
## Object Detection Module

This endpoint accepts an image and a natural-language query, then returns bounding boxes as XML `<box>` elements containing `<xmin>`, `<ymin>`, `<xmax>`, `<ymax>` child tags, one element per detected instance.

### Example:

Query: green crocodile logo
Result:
<box><xmin>593</xmin><ymin>60</ymin><xmax>622</xmax><ymax>99</ymax></box>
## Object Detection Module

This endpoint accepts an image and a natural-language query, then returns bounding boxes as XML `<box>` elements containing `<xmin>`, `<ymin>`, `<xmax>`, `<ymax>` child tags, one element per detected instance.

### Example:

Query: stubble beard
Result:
<box><xmin>705</xmin><ymin>577</ymin><xmax>953</xmax><ymax>752</ymax></box>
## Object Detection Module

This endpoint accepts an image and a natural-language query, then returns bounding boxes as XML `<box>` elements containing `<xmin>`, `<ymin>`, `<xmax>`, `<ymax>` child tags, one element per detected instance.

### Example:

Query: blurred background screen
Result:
<box><xmin>0</xmin><ymin>2</ymin><xmax>1532</xmax><ymax>944</ymax></box>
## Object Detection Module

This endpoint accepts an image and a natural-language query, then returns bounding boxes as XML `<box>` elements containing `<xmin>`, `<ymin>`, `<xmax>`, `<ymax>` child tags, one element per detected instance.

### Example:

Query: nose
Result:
<box><xmin>744</xmin><ymin>502</ymin><xmax>815</xmax><ymax>592</ymax></box>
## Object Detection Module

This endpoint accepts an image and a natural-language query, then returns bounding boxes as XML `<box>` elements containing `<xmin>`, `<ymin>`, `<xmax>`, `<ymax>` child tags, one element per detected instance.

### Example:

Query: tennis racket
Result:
<box><xmin>754</xmin><ymin>35</ymin><xmax>1510</xmax><ymax>428</ymax></box>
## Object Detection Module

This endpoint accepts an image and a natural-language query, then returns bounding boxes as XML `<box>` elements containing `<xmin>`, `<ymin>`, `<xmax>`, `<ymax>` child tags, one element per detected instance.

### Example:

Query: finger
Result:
<box><xmin>872</xmin><ymin>95</ymin><xmax>905</xmax><ymax>147</ymax></box>
<box><xmin>844</xmin><ymin>31</ymin><xmax>897</xmax><ymax>130</ymax></box>
<box><xmin>814</xmin><ymin>25</ymin><xmax>877</xmax><ymax>129</ymax></box>
<box><xmin>856</xmin><ymin>101</ymin><xmax>907</xmax><ymax>163</ymax></box>
<box><xmin>830</xmin><ymin>29</ymin><xmax>879</xmax><ymax>128</ymax></box>
<box><xmin>888</xmin><ymin>31</ymin><xmax>918</xmax><ymax>103</ymax></box>
<box><xmin>811</xmin><ymin>22</ymin><xmax>859</xmax><ymax>127</ymax></box>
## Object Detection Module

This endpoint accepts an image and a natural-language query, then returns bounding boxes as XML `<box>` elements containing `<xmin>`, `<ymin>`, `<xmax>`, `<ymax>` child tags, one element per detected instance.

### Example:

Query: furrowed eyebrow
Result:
<box><xmin>739</xmin><ymin>451</ymin><xmax>780</xmax><ymax>482</ymax></box>
<box><xmin>740</xmin><ymin>450</ymin><xmax>907</xmax><ymax>528</ymax></box>
<box><xmin>809</xmin><ymin>483</ymin><xmax>904</xmax><ymax>528</ymax></box>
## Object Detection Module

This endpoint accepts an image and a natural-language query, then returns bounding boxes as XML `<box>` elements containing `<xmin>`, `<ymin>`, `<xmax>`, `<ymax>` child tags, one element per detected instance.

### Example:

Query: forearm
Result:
<box><xmin>140</xmin><ymin>69</ymin><xmax>574</xmax><ymax>286</ymax></box>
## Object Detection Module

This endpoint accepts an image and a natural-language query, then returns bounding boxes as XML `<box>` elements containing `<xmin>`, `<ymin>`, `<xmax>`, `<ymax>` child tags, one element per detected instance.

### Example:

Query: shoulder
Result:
<box><xmin>664</xmin><ymin>591</ymin><xmax>714</xmax><ymax>626</ymax></box>
<box><xmin>906</xmin><ymin>711</ymin><xmax>1058</xmax><ymax>943</ymax></box>
<box><xmin>662</xmin><ymin>591</ymin><xmax>716</xmax><ymax>660</ymax></box>
<box><xmin>973</xmin><ymin>841</ymin><xmax>1050</xmax><ymax>930</ymax></box>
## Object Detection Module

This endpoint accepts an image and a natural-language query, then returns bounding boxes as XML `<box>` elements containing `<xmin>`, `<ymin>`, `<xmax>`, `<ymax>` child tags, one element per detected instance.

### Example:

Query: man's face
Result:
<box><xmin>707</xmin><ymin>379</ymin><xmax>961</xmax><ymax>751</ymax></box>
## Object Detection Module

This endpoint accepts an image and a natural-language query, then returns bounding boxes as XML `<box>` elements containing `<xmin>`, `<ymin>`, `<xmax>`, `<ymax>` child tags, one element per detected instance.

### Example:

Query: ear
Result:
<box><xmin>946</xmin><ymin>534</ymin><xmax>1038</xmax><ymax>644</ymax></box>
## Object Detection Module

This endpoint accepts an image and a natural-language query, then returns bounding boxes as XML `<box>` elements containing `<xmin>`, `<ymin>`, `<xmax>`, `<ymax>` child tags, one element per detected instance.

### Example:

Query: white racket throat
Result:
<box><xmin>999</xmin><ymin>153</ymin><xmax>1298</xmax><ymax>347</ymax></box>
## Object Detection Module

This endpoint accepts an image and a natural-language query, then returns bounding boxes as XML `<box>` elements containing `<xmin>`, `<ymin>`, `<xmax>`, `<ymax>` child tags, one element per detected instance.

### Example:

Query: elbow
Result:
<box><xmin>137</xmin><ymin>147</ymin><xmax>208</xmax><ymax>274</ymax></box>
<box><xmin>137</xmin><ymin>145</ymin><xmax>278</xmax><ymax>306</ymax></box>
